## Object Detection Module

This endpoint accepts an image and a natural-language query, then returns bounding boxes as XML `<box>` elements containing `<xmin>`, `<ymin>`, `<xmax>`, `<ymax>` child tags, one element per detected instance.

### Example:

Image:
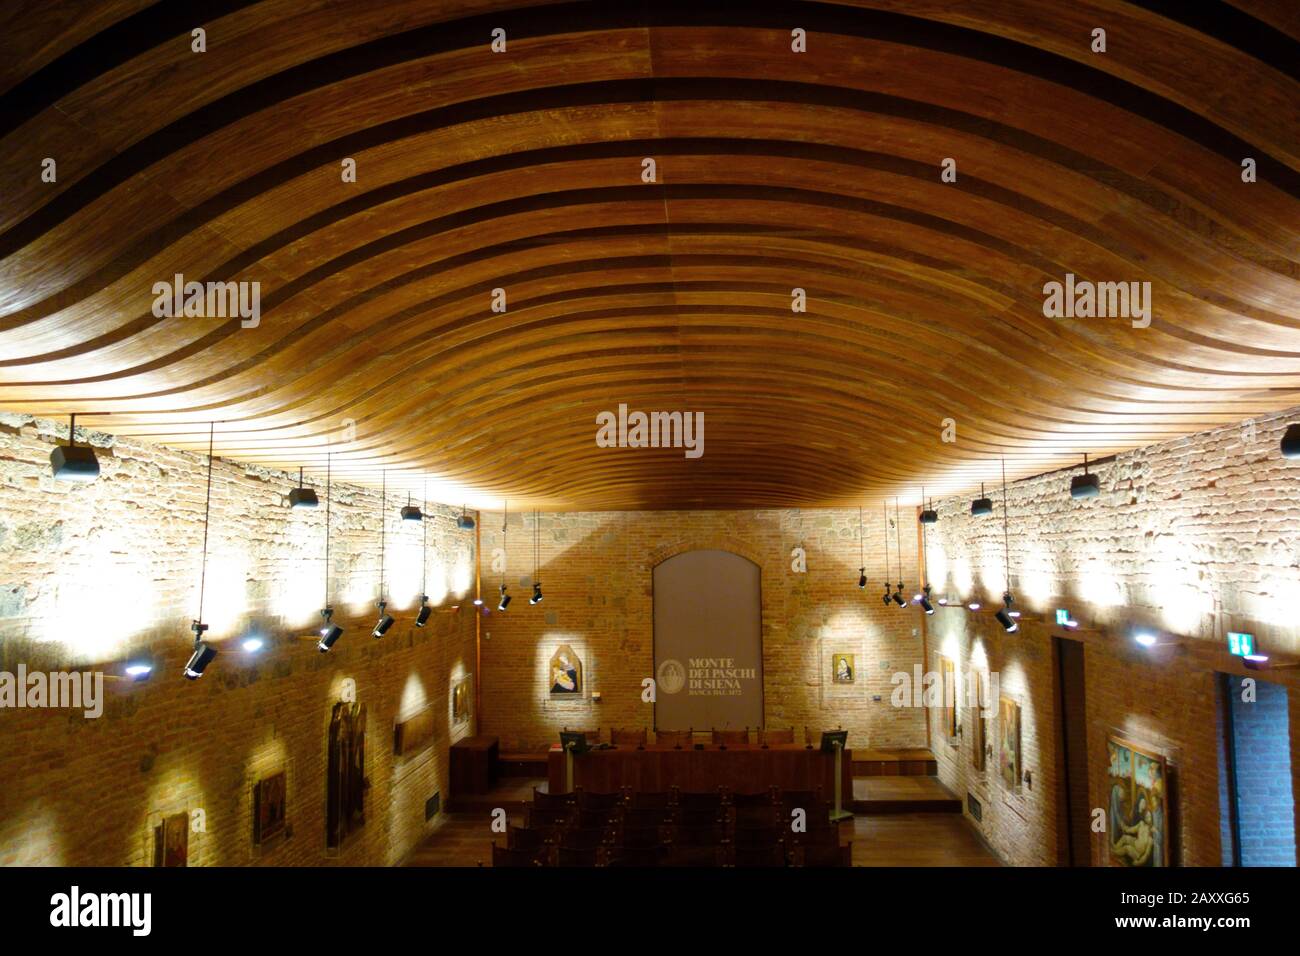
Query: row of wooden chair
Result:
<box><xmin>563</xmin><ymin>726</ymin><xmax>800</xmax><ymax>747</ymax></box>
<box><xmin>491</xmin><ymin>786</ymin><xmax>850</xmax><ymax>867</ymax></box>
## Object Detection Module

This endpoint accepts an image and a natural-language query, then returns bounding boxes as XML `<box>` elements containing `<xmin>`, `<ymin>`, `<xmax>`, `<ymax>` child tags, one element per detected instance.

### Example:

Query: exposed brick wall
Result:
<box><xmin>925</xmin><ymin>409</ymin><xmax>1300</xmax><ymax>867</ymax></box>
<box><xmin>475</xmin><ymin>507</ymin><xmax>928</xmax><ymax>753</ymax></box>
<box><xmin>0</xmin><ymin>413</ymin><xmax>477</xmax><ymax>866</ymax></box>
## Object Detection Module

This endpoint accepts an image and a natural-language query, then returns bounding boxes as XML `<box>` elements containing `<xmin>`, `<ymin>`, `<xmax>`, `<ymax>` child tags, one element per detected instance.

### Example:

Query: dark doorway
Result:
<box><xmin>1054</xmin><ymin>637</ymin><xmax>1091</xmax><ymax>865</ymax></box>
<box><xmin>1220</xmin><ymin>673</ymin><xmax>1296</xmax><ymax>866</ymax></box>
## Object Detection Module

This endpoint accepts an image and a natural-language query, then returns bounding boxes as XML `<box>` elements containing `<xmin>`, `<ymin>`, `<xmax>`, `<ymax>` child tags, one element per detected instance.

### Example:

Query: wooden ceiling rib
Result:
<box><xmin>0</xmin><ymin>1</ymin><xmax>1297</xmax><ymax>509</ymax></box>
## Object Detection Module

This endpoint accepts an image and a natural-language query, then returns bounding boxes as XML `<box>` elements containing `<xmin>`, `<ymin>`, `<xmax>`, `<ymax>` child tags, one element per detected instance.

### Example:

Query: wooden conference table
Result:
<box><xmin>547</xmin><ymin>743</ymin><xmax>852</xmax><ymax>804</ymax></box>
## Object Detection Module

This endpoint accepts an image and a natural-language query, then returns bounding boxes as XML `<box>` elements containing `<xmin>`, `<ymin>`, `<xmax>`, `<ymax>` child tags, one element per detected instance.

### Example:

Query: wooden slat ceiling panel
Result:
<box><xmin>0</xmin><ymin>0</ymin><xmax>1297</xmax><ymax>508</ymax></box>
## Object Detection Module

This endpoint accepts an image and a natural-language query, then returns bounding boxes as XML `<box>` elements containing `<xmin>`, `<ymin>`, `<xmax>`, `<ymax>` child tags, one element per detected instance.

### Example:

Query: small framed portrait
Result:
<box><xmin>831</xmin><ymin>653</ymin><xmax>855</xmax><ymax>684</ymax></box>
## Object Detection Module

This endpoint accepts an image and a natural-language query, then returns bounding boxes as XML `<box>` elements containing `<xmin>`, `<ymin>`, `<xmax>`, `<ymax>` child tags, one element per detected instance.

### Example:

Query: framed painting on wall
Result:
<box><xmin>549</xmin><ymin>644</ymin><xmax>582</xmax><ymax>696</ymax></box>
<box><xmin>153</xmin><ymin>812</ymin><xmax>188</xmax><ymax>867</ymax></box>
<box><xmin>998</xmin><ymin>696</ymin><xmax>1020</xmax><ymax>791</ymax></box>
<box><xmin>832</xmin><ymin>653</ymin><xmax>855</xmax><ymax>684</ymax></box>
<box><xmin>1107</xmin><ymin>736</ymin><xmax>1169</xmax><ymax>867</ymax></box>
<box><xmin>941</xmin><ymin>656</ymin><xmax>959</xmax><ymax>738</ymax></box>
<box><xmin>970</xmin><ymin>668</ymin><xmax>987</xmax><ymax>771</ymax></box>
<box><xmin>326</xmin><ymin>701</ymin><xmax>367</xmax><ymax>850</ymax></box>
<box><xmin>253</xmin><ymin>771</ymin><xmax>287</xmax><ymax>845</ymax></box>
<box><xmin>452</xmin><ymin>676</ymin><xmax>472</xmax><ymax>726</ymax></box>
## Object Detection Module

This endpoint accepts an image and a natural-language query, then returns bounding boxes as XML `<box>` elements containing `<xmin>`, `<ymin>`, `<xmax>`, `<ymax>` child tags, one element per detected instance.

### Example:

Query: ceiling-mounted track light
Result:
<box><xmin>317</xmin><ymin>454</ymin><xmax>343</xmax><ymax>652</ymax></box>
<box><xmin>457</xmin><ymin>504</ymin><xmax>475</xmax><ymax>530</ymax></box>
<box><xmin>50</xmin><ymin>413</ymin><xmax>100</xmax><ymax>482</ymax></box>
<box><xmin>373</xmin><ymin>601</ymin><xmax>395</xmax><ymax>638</ymax></box>
<box><xmin>318</xmin><ymin>607</ymin><xmax>343</xmax><ymax>652</ymax></box>
<box><xmin>498</xmin><ymin>584</ymin><xmax>511</xmax><ymax>612</ymax></box>
<box><xmin>373</xmin><ymin>471</ymin><xmax>392</xmax><ymax>638</ymax></box>
<box><xmin>288</xmin><ymin>466</ymin><xmax>318</xmax><ymax>508</ymax></box>
<box><xmin>1070</xmin><ymin>453</ymin><xmax>1100</xmax><ymax>499</ymax></box>
<box><xmin>917</xmin><ymin>488</ymin><xmax>935</xmax><ymax>614</ymax></box>
<box><xmin>995</xmin><ymin>593</ymin><xmax>1019</xmax><ymax>633</ymax></box>
<box><xmin>891</xmin><ymin>499</ymin><xmax>906</xmax><ymax>607</ymax></box>
<box><xmin>529</xmin><ymin>510</ymin><xmax>543</xmax><ymax>605</ymax></box>
<box><xmin>184</xmin><ymin>623</ymin><xmax>217</xmax><ymax>680</ymax></box>
<box><xmin>971</xmin><ymin>483</ymin><xmax>993</xmax><ymax>517</ymax></box>
<box><xmin>415</xmin><ymin>481</ymin><xmax>431</xmax><ymax>627</ymax></box>
<box><xmin>185</xmin><ymin>424</ymin><xmax>218</xmax><ymax>680</ymax></box>
<box><xmin>856</xmin><ymin>506</ymin><xmax>867</xmax><ymax>589</ymax></box>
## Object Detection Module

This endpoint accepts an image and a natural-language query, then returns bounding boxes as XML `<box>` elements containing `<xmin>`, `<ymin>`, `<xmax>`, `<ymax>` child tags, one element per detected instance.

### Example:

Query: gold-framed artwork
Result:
<box><xmin>153</xmin><ymin>812</ymin><xmax>188</xmax><ymax>867</ymax></box>
<box><xmin>253</xmin><ymin>771</ymin><xmax>287</xmax><ymax>845</ymax></box>
<box><xmin>970</xmin><ymin>668</ymin><xmax>987</xmax><ymax>771</ymax></box>
<box><xmin>998</xmin><ymin>696</ymin><xmax>1020</xmax><ymax>790</ymax></box>
<box><xmin>452</xmin><ymin>676</ymin><xmax>472</xmax><ymax>726</ymax></box>
<box><xmin>941</xmin><ymin>656</ymin><xmax>958</xmax><ymax>738</ymax></box>
<box><xmin>1107</xmin><ymin>735</ymin><xmax>1170</xmax><ymax>867</ymax></box>
<box><xmin>832</xmin><ymin>653</ymin><xmax>855</xmax><ymax>684</ymax></box>
<box><xmin>549</xmin><ymin>644</ymin><xmax>582</xmax><ymax>696</ymax></box>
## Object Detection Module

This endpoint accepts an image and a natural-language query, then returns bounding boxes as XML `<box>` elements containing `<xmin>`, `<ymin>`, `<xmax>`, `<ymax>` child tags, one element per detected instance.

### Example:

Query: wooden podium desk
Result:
<box><xmin>547</xmin><ymin>743</ymin><xmax>851</xmax><ymax>804</ymax></box>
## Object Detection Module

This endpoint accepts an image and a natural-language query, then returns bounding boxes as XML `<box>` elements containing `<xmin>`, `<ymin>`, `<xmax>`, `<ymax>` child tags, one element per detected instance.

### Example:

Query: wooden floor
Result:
<box><xmin>406</xmin><ymin>776</ymin><xmax>999</xmax><ymax>867</ymax></box>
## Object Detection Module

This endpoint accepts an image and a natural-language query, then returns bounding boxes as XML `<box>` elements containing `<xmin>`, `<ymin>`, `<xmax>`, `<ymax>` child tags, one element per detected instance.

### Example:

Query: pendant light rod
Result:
<box><xmin>920</xmin><ymin>486</ymin><xmax>927</xmax><ymax>585</ymax></box>
<box><xmin>883</xmin><ymin>501</ymin><xmax>891</xmax><ymax>582</ymax></box>
<box><xmin>894</xmin><ymin>497</ymin><xmax>903</xmax><ymax>585</ymax></box>
<box><xmin>324</xmin><ymin>452</ymin><xmax>332</xmax><ymax>607</ymax></box>
<box><xmin>1002</xmin><ymin>455</ymin><xmax>1011</xmax><ymax>590</ymax></box>
<box><xmin>502</xmin><ymin>500</ymin><xmax>508</xmax><ymax>588</ymax></box>
<box><xmin>420</xmin><ymin>479</ymin><xmax>428</xmax><ymax>597</ymax></box>
<box><xmin>379</xmin><ymin>469</ymin><xmax>387</xmax><ymax>602</ymax></box>
<box><xmin>196</xmin><ymin>422</ymin><xmax>215</xmax><ymax>624</ymax></box>
<box><xmin>858</xmin><ymin>505</ymin><xmax>864</xmax><ymax>568</ymax></box>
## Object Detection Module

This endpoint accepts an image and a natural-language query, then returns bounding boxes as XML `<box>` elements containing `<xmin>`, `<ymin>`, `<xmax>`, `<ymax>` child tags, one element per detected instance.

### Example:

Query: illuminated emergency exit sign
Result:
<box><xmin>1226</xmin><ymin>632</ymin><xmax>1255</xmax><ymax>657</ymax></box>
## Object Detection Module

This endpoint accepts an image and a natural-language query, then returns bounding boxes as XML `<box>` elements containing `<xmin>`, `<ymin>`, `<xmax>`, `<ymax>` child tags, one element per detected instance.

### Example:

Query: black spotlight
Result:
<box><xmin>50</xmin><ymin>415</ymin><xmax>99</xmax><ymax>482</ymax></box>
<box><xmin>919</xmin><ymin>586</ymin><xmax>935</xmax><ymax>615</ymax></box>
<box><xmin>995</xmin><ymin>593</ymin><xmax>1019</xmax><ymax>633</ymax></box>
<box><xmin>288</xmin><ymin>467</ymin><xmax>318</xmax><ymax>508</ymax></box>
<box><xmin>891</xmin><ymin>584</ymin><xmax>907</xmax><ymax>607</ymax></box>
<box><xmin>857</xmin><ymin>568</ymin><xmax>867</xmax><ymax>590</ymax></box>
<box><xmin>1071</xmin><ymin>454</ymin><xmax>1100</xmax><ymax>499</ymax></box>
<box><xmin>372</xmin><ymin>601</ymin><xmax>394</xmax><ymax>638</ymax></box>
<box><xmin>1282</xmin><ymin>424</ymin><xmax>1300</xmax><ymax>459</ymax></box>
<box><xmin>415</xmin><ymin>596</ymin><xmax>432</xmax><ymax>627</ymax></box>
<box><xmin>318</xmin><ymin>607</ymin><xmax>343</xmax><ymax>652</ymax></box>
<box><xmin>529</xmin><ymin>582</ymin><xmax>543</xmax><ymax>605</ymax></box>
<box><xmin>919</xmin><ymin>508</ymin><xmax>938</xmax><ymax>524</ymax></box>
<box><xmin>882</xmin><ymin>583</ymin><xmax>893</xmax><ymax>606</ymax></box>
<box><xmin>971</xmin><ymin>483</ymin><xmax>993</xmax><ymax>516</ymax></box>
<box><xmin>401</xmin><ymin>495</ymin><xmax>423</xmax><ymax>522</ymax></box>
<box><xmin>183</xmin><ymin>623</ymin><xmax>217</xmax><ymax>679</ymax></box>
<box><xmin>497</xmin><ymin>585</ymin><xmax>511</xmax><ymax>612</ymax></box>
<box><xmin>457</xmin><ymin>506</ymin><xmax>475</xmax><ymax>530</ymax></box>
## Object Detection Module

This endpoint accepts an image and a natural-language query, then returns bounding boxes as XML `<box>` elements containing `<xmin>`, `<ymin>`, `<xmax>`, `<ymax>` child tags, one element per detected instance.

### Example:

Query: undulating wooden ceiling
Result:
<box><xmin>0</xmin><ymin>0</ymin><xmax>1297</xmax><ymax>510</ymax></box>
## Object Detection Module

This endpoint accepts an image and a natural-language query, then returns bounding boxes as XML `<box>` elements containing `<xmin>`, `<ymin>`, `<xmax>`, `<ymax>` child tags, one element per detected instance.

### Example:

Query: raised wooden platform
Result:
<box><xmin>851</xmin><ymin>776</ymin><xmax>961</xmax><ymax>815</ymax></box>
<box><xmin>851</xmin><ymin>748</ymin><xmax>937</xmax><ymax>777</ymax></box>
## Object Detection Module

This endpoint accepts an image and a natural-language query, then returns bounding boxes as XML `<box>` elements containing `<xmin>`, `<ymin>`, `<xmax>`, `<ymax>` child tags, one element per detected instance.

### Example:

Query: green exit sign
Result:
<box><xmin>1055</xmin><ymin>609</ymin><xmax>1070</xmax><ymax>626</ymax></box>
<box><xmin>1227</xmin><ymin>632</ymin><xmax>1255</xmax><ymax>657</ymax></box>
